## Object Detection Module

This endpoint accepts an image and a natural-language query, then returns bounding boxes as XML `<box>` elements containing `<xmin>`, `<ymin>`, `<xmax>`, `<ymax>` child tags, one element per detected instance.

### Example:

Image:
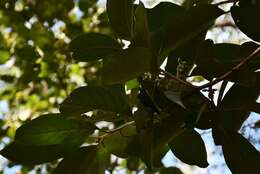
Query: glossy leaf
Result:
<box><xmin>69</xmin><ymin>33</ymin><xmax>121</xmax><ymax>62</ymax></box>
<box><xmin>60</xmin><ymin>84</ymin><xmax>130</xmax><ymax>115</ymax></box>
<box><xmin>168</xmin><ymin>129</ymin><xmax>208</xmax><ymax>168</ymax></box>
<box><xmin>222</xmin><ymin>132</ymin><xmax>260</xmax><ymax>174</ymax></box>
<box><xmin>106</xmin><ymin>0</ymin><xmax>134</xmax><ymax>40</ymax></box>
<box><xmin>15</xmin><ymin>114</ymin><xmax>96</xmax><ymax>146</ymax></box>
<box><xmin>102</xmin><ymin>47</ymin><xmax>151</xmax><ymax>84</ymax></box>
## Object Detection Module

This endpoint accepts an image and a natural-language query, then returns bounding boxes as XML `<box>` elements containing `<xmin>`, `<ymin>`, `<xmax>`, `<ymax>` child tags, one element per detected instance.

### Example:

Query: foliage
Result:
<box><xmin>0</xmin><ymin>0</ymin><xmax>260</xmax><ymax>173</ymax></box>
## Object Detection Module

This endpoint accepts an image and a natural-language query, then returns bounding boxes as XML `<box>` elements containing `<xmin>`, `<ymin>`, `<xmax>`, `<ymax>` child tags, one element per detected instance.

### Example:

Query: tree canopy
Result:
<box><xmin>0</xmin><ymin>0</ymin><xmax>260</xmax><ymax>173</ymax></box>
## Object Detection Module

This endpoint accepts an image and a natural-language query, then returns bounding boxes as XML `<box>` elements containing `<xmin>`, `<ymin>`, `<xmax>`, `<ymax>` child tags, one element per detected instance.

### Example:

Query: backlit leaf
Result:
<box><xmin>15</xmin><ymin>114</ymin><xmax>96</xmax><ymax>146</ymax></box>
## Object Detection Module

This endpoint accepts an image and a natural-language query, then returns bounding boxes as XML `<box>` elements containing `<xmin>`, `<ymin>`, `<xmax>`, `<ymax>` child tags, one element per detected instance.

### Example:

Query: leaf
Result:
<box><xmin>217</xmin><ymin>84</ymin><xmax>258</xmax><ymax>131</ymax></box>
<box><xmin>106</xmin><ymin>0</ymin><xmax>134</xmax><ymax>40</ymax></box>
<box><xmin>15</xmin><ymin>114</ymin><xmax>96</xmax><ymax>146</ymax></box>
<box><xmin>0</xmin><ymin>142</ymin><xmax>74</xmax><ymax>165</ymax></box>
<box><xmin>146</xmin><ymin>2</ymin><xmax>185</xmax><ymax>32</ymax></box>
<box><xmin>193</xmin><ymin>41</ymin><xmax>259</xmax><ymax>85</ymax></box>
<box><xmin>78</xmin><ymin>0</ymin><xmax>98</xmax><ymax>12</ymax></box>
<box><xmin>153</xmin><ymin>115</ymin><xmax>185</xmax><ymax>150</ymax></box>
<box><xmin>168</xmin><ymin>129</ymin><xmax>208</xmax><ymax>168</ymax></box>
<box><xmin>134</xmin><ymin>107</ymin><xmax>154</xmax><ymax>170</ymax></box>
<box><xmin>160</xmin><ymin>167</ymin><xmax>184</xmax><ymax>174</ymax></box>
<box><xmin>231</xmin><ymin>5</ymin><xmax>260</xmax><ymax>42</ymax></box>
<box><xmin>60</xmin><ymin>84</ymin><xmax>130</xmax><ymax>115</ymax></box>
<box><xmin>0</xmin><ymin>50</ymin><xmax>10</xmax><ymax>64</ymax></box>
<box><xmin>164</xmin><ymin>90</ymin><xmax>186</xmax><ymax>109</ymax></box>
<box><xmin>127</xmin><ymin>157</ymin><xmax>140</xmax><ymax>171</ymax></box>
<box><xmin>162</xmin><ymin>4</ymin><xmax>224</xmax><ymax>55</ymax></box>
<box><xmin>131</xmin><ymin>2</ymin><xmax>150</xmax><ymax>47</ymax></box>
<box><xmin>221</xmin><ymin>131</ymin><xmax>260</xmax><ymax>174</ymax></box>
<box><xmin>69</xmin><ymin>33</ymin><xmax>121</xmax><ymax>62</ymax></box>
<box><xmin>53</xmin><ymin>146</ymin><xmax>110</xmax><ymax>174</ymax></box>
<box><xmin>103</xmin><ymin>124</ymin><xmax>136</xmax><ymax>158</ymax></box>
<box><xmin>102</xmin><ymin>47</ymin><xmax>151</xmax><ymax>84</ymax></box>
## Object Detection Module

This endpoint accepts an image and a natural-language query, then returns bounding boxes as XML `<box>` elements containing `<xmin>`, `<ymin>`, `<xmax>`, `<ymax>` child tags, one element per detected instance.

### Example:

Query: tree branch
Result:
<box><xmin>159</xmin><ymin>69</ymin><xmax>194</xmax><ymax>88</ymax></box>
<box><xmin>197</xmin><ymin>46</ymin><xmax>260</xmax><ymax>91</ymax></box>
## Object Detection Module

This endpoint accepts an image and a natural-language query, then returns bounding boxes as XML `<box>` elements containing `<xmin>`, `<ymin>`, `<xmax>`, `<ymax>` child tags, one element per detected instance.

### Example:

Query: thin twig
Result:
<box><xmin>95</xmin><ymin>121</ymin><xmax>135</xmax><ymax>140</ymax></box>
<box><xmin>197</xmin><ymin>46</ymin><xmax>260</xmax><ymax>91</ymax></box>
<box><xmin>159</xmin><ymin>69</ymin><xmax>194</xmax><ymax>87</ymax></box>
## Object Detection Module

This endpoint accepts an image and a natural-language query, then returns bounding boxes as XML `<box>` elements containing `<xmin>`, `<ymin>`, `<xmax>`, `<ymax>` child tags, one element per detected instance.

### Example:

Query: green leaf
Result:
<box><xmin>102</xmin><ymin>47</ymin><xmax>151</xmax><ymax>84</ymax></box>
<box><xmin>60</xmin><ymin>84</ymin><xmax>130</xmax><ymax>115</ymax></box>
<box><xmin>131</xmin><ymin>2</ymin><xmax>150</xmax><ymax>47</ymax></box>
<box><xmin>53</xmin><ymin>146</ymin><xmax>109</xmax><ymax>174</ymax></box>
<box><xmin>168</xmin><ymin>129</ymin><xmax>208</xmax><ymax>168</ymax></box>
<box><xmin>160</xmin><ymin>167</ymin><xmax>184</xmax><ymax>174</ymax></box>
<box><xmin>69</xmin><ymin>33</ymin><xmax>121</xmax><ymax>62</ymax></box>
<box><xmin>0</xmin><ymin>142</ymin><xmax>73</xmax><ymax>165</ymax></box>
<box><xmin>231</xmin><ymin>5</ymin><xmax>260</xmax><ymax>42</ymax></box>
<box><xmin>103</xmin><ymin>124</ymin><xmax>136</xmax><ymax>158</ymax></box>
<box><xmin>221</xmin><ymin>132</ymin><xmax>260</xmax><ymax>174</ymax></box>
<box><xmin>106</xmin><ymin>0</ymin><xmax>134</xmax><ymax>40</ymax></box>
<box><xmin>15</xmin><ymin>114</ymin><xmax>96</xmax><ymax>146</ymax></box>
<box><xmin>0</xmin><ymin>50</ymin><xmax>10</xmax><ymax>64</ymax></box>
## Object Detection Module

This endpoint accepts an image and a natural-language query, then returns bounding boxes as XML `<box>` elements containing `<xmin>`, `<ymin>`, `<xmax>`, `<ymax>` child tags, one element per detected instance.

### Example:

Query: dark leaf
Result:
<box><xmin>168</xmin><ymin>129</ymin><xmax>208</xmax><ymax>168</ymax></box>
<box><xmin>146</xmin><ymin>2</ymin><xmax>185</xmax><ymax>32</ymax></box>
<box><xmin>193</xmin><ymin>41</ymin><xmax>259</xmax><ymax>85</ymax></box>
<box><xmin>102</xmin><ymin>47</ymin><xmax>151</xmax><ymax>84</ymax></box>
<box><xmin>162</xmin><ymin>4</ymin><xmax>224</xmax><ymax>55</ymax></box>
<box><xmin>15</xmin><ymin>114</ymin><xmax>96</xmax><ymax>146</ymax></box>
<box><xmin>231</xmin><ymin>5</ymin><xmax>260</xmax><ymax>42</ymax></box>
<box><xmin>217</xmin><ymin>84</ymin><xmax>258</xmax><ymax>131</ymax></box>
<box><xmin>103</xmin><ymin>124</ymin><xmax>136</xmax><ymax>158</ymax></box>
<box><xmin>222</xmin><ymin>131</ymin><xmax>260</xmax><ymax>174</ymax></box>
<box><xmin>160</xmin><ymin>167</ymin><xmax>184</xmax><ymax>174</ymax></box>
<box><xmin>69</xmin><ymin>33</ymin><xmax>121</xmax><ymax>62</ymax></box>
<box><xmin>53</xmin><ymin>146</ymin><xmax>109</xmax><ymax>174</ymax></box>
<box><xmin>0</xmin><ymin>142</ymin><xmax>74</xmax><ymax>165</ymax></box>
<box><xmin>60</xmin><ymin>84</ymin><xmax>130</xmax><ymax>115</ymax></box>
<box><xmin>127</xmin><ymin>157</ymin><xmax>140</xmax><ymax>171</ymax></box>
<box><xmin>78</xmin><ymin>0</ymin><xmax>98</xmax><ymax>12</ymax></box>
<box><xmin>131</xmin><ymin>2</ymin><xmax>150</xmax><ymax>47</ymax></box>
<box><xmin>134</xmin><ymin>107</ymin><xmax>154</xmax><ymax>170</ymax></box>
<box><xmin>106</xmin><ymin>0</ymin><xmax>134</xmax><ymax>40</ymax></box>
